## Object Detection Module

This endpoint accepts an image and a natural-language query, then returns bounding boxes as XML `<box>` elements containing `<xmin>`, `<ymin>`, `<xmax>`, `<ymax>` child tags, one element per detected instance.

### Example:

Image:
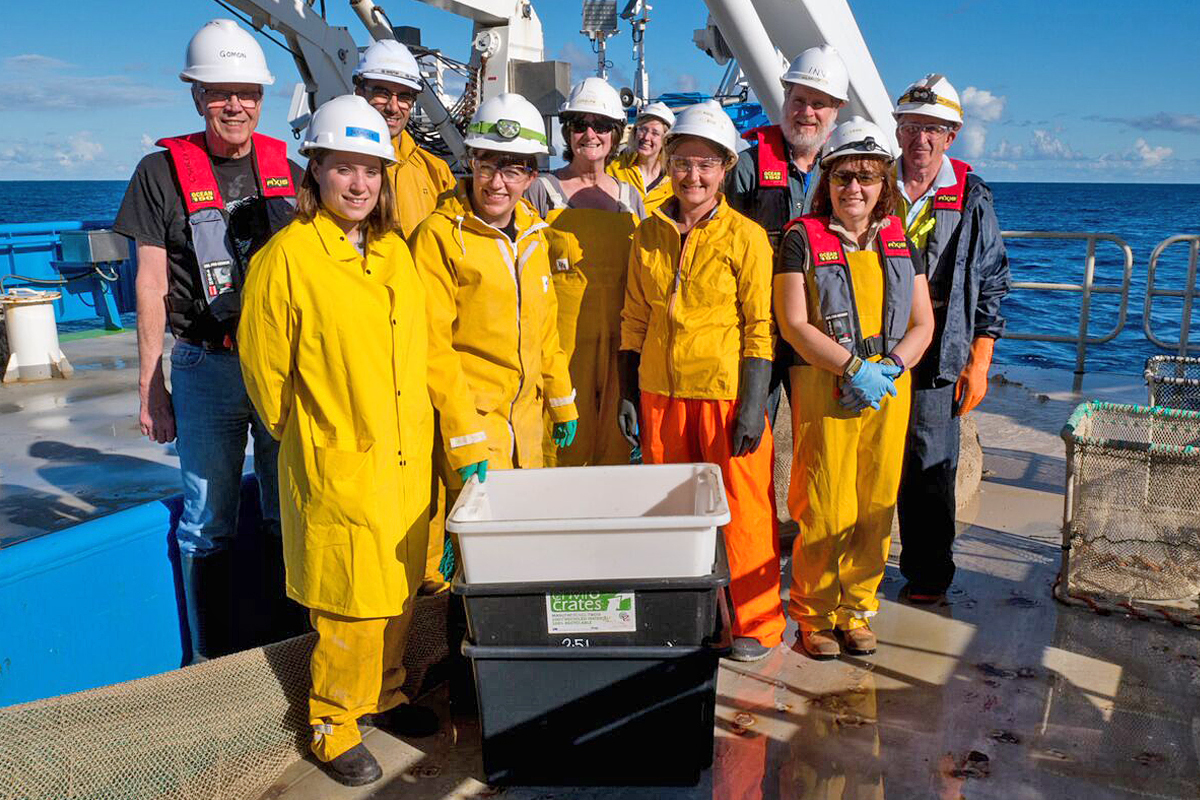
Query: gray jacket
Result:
<box><xmin>924</xmin><ymin>173</ymin><xmax>1010</xmax><ymax>385</ymax></box>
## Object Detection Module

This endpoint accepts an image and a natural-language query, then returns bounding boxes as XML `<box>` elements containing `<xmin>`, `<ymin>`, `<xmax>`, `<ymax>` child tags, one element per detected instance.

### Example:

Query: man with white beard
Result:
<box><xmin>726</xmin><ymin>45</ymin><xmax>848</xmax><ymax>422</ymax></box>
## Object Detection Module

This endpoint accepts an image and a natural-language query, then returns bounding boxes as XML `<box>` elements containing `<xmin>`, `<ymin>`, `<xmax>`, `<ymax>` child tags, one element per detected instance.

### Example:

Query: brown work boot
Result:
<box><xmin>799</xmin><ymin>629</ymin><xmax>840</xmax><ymax>660</ymax></box>
<box><xmin>839</xmin><ymin>626</ymin><xmax>877</xmax><ymax>656</ymax></box>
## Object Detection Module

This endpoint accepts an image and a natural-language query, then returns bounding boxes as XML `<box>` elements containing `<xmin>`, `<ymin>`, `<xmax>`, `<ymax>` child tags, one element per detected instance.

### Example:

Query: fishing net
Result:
<box><xmin>1056</xmin><ymin>402</ymin><xmax>1200</xmax><ymax>626</ymax></box>
<box><xmin>1145</xmin><ymin>355</ymin><xmax>1200</xmax><ymax>412</ymax></box>
<box><xmin>0</xmin><ymin>593</ymin><xmax>449</xmax><ymax>800</ymax></box>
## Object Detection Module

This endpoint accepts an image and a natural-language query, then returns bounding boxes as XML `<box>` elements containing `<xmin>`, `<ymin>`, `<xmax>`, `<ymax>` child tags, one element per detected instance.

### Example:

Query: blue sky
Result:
<box><xmin>1</xmin><ymin>1</ymin><xmax>1197</xmax><ymax>182</ymax></box>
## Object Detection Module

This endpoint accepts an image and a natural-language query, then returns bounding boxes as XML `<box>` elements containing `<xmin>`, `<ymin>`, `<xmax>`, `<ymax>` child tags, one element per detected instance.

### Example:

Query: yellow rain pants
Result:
<box><xmin>308</xmin><ymin>607</ymin><xmax>415</xmax><ymax>762</ymax></box>
<box><xmin>542</xmin><ymin>205</ymin><xmax>638</xmax><ymax>467</ymax></box>
<box><xmin>787</xmin><ymin>248</ymin><xmax>913</xmax><ymax>633</ymax></box>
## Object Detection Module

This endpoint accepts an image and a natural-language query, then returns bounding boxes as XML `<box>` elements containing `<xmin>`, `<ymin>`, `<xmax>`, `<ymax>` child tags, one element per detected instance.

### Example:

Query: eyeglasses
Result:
<box><xmin>364</xmin><ymin>84</ymin><xmax>419</xmax><ymax>107</ymax></box>
<box><xmin>667</xmin><ymin>155</ymin><xmax>724</xmax><ymax>175</ymax></box>
<box><xmin>200</xmin><ymin>88</ymin><xmax>262</xmax><ymax>107</ymax></box>
<box><xmin>472</xmin><ymin>158</ymin><xmax>534</xmax><ymax>183</ymax></box>
<box><xmin>829</xmin><ymin>169</ymin><xmax>885</xmax><ymax>187</ymax></box>
<box><xmin>897</xmin><ymin>122</ymin><xmax>953</xmax><ymax>137</ymax></box>
<box><xmin>564</xmin><ymin>116</ymin><xmax>620</xmax><ymax>135</ymax></box>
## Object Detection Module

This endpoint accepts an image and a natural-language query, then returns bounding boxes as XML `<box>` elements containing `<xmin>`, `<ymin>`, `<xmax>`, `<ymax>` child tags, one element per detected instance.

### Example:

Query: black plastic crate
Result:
<box><xmin>463</xmin><ymin>597</ymin><xmax>730</xmax><ymax>786</ymax></box>
<box><xmin>451</xmin><ymin>533</ymin><xmax>730</xmax><ymax>647</ymax></box>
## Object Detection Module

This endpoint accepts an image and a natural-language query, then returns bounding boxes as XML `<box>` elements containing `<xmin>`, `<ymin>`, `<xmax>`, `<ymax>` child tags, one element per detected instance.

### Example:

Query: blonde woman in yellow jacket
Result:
<box><xmin>608</xmin><ymin>102</ymin><xmax>675</xmax><ymax>215</ymax></box>
<box><xmin>410</xmin><ymin>93</ymin><xmax>578</xmax><ymax>491</ymax></box>
<box><xmin>527</xmin><ymin>77</ymin><xmax>645</xmax><ymax>467</ymax></box>
<box><xmin>619</xmin><ymin>101</ymin><xmax>784</xmax><ymax>664</ymax></box>
<box><xmin>239</xmin><ymin>96</ymin><xmax>437</xmax><ymax>788</ymax></box>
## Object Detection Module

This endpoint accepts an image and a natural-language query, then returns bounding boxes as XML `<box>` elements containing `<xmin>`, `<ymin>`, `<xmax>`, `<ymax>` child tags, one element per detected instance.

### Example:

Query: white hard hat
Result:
<box><xmin>781</xmin><ymin>45</ymin><xmax>848</xmax><ymax>103</ymax></box>
<box><xmin>819</xmin><ymin>116</ymin><xmax>895</xmax><ymax>167</ymax></box>
<box><xmin>894</xmin><ymin>74</ymin><xmax>962</xmax><ymax>125</ymax></box>
<box><xmin>636</xmin><ymin>102</ymin><xmax>675</xmax><ymax>129</ymax></box>
<box><xmin>300</xmin><ymin>95</ymin><xmax>396</xmax><ymax>164</ymax></box>
<box><xmin>464</xmin><ymin>93</ymin><xmax>549</xmax><ymax>155</ymax></box>
<box><xmin>354</xmin><ymin>39</ymin><xmax>422</xmax><ymax>92</ymax></box>
<box><xmin>560</xmin><ymin>77</ymin><xmax>625</xmax><ymax>122</ymax></box>
<box><xmin>180</xmin><ymin>19</ymin><xmax>274</xmax><ymax>86</ymax></box>
<box><xmin>665</xmin><ymin>100</ymin><xmax>739</xmax><ymax>159</ymax></box>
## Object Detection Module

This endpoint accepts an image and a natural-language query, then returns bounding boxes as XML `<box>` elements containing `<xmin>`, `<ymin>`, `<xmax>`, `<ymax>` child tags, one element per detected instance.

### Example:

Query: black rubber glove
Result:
<box><xmin>617</xmin><ymin>349</ymin><xmax>642</xmax><ymax>448</ymax></box>
<box><xmin>731</xmin><ymin>357</ymin><xmax>772</xmax><ymax>457</ymax></box>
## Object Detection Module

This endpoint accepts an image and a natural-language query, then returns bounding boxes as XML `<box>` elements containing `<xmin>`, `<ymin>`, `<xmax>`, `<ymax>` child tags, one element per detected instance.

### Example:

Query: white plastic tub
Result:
<box><xmin>445</xmin><ymin>463</ymin><xmax>730</xmax><ymax>584</ymax></box>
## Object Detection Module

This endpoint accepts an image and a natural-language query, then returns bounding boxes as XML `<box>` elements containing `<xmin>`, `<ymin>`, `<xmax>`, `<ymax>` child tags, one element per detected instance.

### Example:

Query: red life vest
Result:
<box><xmin>742</xmin><ymin>125</ymin><xmax>789</xmax><ymax>188</ymax></box>
<box><xmin>932</xmin><ymin>158</ymin><xmax>972</xmax><ymax>212</ymax></box>
<box><xmin>156</xmin><ymin>132</ymin><xmax>296</xmax><ymax>327</ymax></box>
<box><xmin>784</xmin><ymin>214</ymin><xmax>916</xmax><ymax>359</ymax></box>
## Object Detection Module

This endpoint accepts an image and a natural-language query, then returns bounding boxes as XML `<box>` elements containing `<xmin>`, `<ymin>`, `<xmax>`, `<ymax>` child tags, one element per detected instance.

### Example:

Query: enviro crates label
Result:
<box><xmin>545</xmin><ymin>592</ymin><xmax>637</xmax><ymax>633</ymax></box>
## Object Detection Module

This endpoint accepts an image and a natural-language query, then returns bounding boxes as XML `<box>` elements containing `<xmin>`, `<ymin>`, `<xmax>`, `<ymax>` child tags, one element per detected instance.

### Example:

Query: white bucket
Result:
<box><xmin>446</xmin><ymin>463</ymin><xmax>731</xmax><ymax>583</ymax></box>
<box><xmin>2</xmin><ymin>289</ymin><xmax>73</xmax><ymax>383</ymax></box>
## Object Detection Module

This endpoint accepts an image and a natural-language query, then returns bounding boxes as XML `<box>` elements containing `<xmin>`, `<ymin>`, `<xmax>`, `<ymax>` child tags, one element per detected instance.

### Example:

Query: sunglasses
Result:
<box><xmin>829</xmin><ymin>169</ymin><xmax>885</xmax><ymax>187</ymax></box>
<box><xmin>564</xmin><ymin>116</ymin><xmax>620</xmax><ymax>135</ymax></box>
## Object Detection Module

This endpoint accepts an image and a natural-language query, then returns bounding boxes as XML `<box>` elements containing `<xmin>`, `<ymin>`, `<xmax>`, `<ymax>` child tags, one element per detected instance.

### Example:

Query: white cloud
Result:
<box><xmin>0</xmin><ymin>52</ymin><xmax>173</xmax><ymax>110</ymax></box>
<box><xmin>672</xmin><ymin>73</ymin><xmax>699</xmax><ymax>93</ymax></box>
<box><xmin>958</xmin><ymin>86</ymin><xmax>1005</xmax><ymax>159</ymax></box>
<box><xmin>1132</xmin><ymin>137</ymin><xmax>1172</xmax><ymax>167</ymax></box>
<box><xmin>4</xmin><ymin>54</ymin><xmax>71</xmax><ymax>70</ymax></box>
<box><xmin>62</xmin><ymin>132</ymin><xmax>103</xmax><ymax>165</ymax></box>
<box><xmin>140</xmin><ymin>134</ymin><xmax>155</xmax><ymax>154</ymax></box>
<box><xmin>1030</xmin><ymin>129</ymin><xmax>1076</xmax><ymax>160</ymax></box>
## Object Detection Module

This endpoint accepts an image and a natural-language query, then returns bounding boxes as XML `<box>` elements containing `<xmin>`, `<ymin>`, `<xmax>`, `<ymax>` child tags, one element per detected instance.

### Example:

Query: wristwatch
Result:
<box><xmin>842</xmin><ymin>355</ymin><xmax>864</xmax><ymax>381</ymax></box>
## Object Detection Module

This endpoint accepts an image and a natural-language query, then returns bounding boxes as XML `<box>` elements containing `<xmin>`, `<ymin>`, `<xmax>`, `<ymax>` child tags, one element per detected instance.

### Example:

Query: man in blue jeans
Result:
<box><xmin>114</xmin><ymin>20</ymin><xmax>302</xmax><ymax>660</ymax></box>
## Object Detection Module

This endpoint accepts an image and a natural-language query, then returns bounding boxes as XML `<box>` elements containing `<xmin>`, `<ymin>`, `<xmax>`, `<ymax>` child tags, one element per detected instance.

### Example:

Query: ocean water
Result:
<box><xmin>1</xmin><ymin>180</ymin><xmax>1197</xmax><ymax>375</ymax></box>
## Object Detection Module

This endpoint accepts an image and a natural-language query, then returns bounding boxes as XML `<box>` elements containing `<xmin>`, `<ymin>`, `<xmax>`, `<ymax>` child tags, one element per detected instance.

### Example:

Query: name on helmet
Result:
<box><xmin>345</xmin><ymin>126</ymin><xmax>381</xmax><ymax>143</ymax></box>
<box><xmin>219</xmin><ymin>50</ymin><xmax>247</xmax><ymax>59</ymax></box>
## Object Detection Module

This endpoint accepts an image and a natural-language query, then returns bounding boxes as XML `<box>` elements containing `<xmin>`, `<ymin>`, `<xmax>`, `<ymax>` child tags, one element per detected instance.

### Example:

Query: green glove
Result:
<box><xmin>552</xmin><ymin>419</ymin><xmax>577</xmax><ymax>449</ymax></box>
<box><xmin>456</xmin><ymin>460</ymin><xmax>488</xmax><ymax>483</ymax></box>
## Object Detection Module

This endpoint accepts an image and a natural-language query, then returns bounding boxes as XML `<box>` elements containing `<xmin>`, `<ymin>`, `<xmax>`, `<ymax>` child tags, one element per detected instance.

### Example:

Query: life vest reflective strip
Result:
<box><xmin>925</xmin><ymin>157</ymin><xmax>972</xmax><ymax>273</ymax></box>
<box><xmin>156</xmin><ymin>132</ymin><xmax>296</xmax><ymax>322</ymax></box>
<box><xmin>743</xmin><ymin>125</ymin><xmax>788</xmax><ymax>188</ymax></box>
<box><xmin>785</xmin><ymin>214</ymin><xmax>915</xmax><ymax>359</ymax></box>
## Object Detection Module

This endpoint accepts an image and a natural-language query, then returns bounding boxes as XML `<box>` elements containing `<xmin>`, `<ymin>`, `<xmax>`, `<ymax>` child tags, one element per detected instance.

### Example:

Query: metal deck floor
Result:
<box><xmin>260</xmin><ymin>366</ymin><xmax>1199</xmax><ymax>799</ymax></box>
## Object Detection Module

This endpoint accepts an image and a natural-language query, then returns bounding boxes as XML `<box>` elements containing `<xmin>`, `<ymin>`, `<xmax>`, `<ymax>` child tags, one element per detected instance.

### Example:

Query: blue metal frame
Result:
<box><xmin>0</xmin><ymin>220</ymin><xmax>137</xmax><ymax>330</ymax></box>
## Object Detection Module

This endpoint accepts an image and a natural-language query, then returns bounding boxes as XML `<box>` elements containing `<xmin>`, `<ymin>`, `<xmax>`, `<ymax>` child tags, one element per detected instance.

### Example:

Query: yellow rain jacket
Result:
<box><xmin>621</xmin><ymin>195</ymin><xmax>774</xmax><ymax>399</ymax></box>
<box><xmin>608</xmin><ymin>150</ymin><xmax>673</xmax><ymax>215</ymax></box>
<box><xmin>390</xmin><ymin>130</ymin><xmax>456</xmax><ymax>240</ymax></box>
<box><xmin>239</xmin><ymin>210</ymin><xmax>433</xmax><ymax>619</ymax></box>
<box><xmin>410</xmin><ymin>181</ymin><xmax>578</xmax><ymax>473</ymax></box>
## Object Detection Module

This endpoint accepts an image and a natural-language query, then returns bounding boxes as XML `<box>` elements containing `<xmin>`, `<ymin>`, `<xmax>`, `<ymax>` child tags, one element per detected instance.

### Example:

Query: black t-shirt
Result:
<box><xmin>775</xmin><ymin>225</ymin><xmax>926</xmax><ymax>276</ymax></box>
<box><xmin>114</xmin><ymin>147</ymin><xmax>303</xmax><ymax>342</ymax></box>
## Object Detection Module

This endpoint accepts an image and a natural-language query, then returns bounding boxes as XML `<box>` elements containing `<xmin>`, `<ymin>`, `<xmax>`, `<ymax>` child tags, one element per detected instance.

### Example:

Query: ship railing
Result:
<box><xmin>1143</xmin><ymin>235</ymin><xmax>1200</xmax><ymax>357</ymax></box>
<box><xmin>1000</xmin><ymin>231</ymin><xmax>1135</xmax><ymax>374</ymax></box>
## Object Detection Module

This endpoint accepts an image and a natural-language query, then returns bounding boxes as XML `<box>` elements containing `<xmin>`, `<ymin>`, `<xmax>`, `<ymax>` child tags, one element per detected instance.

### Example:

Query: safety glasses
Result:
<box><xmin>897</xmin><ymin>122</ymin><xmax>954</xmax><ymax>137</ymax></box>
<box><xmin>200</xmin><ymin>88</ymin><xmax>262</xmax><ymax>107</ymax></box>
<box><xmin>666</xmin><ymin>155</ymin><xmax>724</xmax><ymax>176</ymax></box>
<box><xmin>829</xmin><ymin>169</ymin><xmax>885</xmax><ymax>187</ymax></box>
<box><xmin>471</xmin><ymin>158</ymin><xmax>535</xmax><ymax>183</ymax></box>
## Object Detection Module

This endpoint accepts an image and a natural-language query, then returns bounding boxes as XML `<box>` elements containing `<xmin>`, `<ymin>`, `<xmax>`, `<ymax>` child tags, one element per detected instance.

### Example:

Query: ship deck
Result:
<box><xmin>1</xmin><ymin>332</ymin><xmax>1196</xmax><ymax>798</ymax></box>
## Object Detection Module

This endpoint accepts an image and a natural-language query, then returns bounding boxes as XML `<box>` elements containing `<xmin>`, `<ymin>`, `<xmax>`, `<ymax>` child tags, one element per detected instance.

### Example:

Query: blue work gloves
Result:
<box><xmin>731</xmin><ymin>357</ymin><xmax>772</xmax><ymax>457</ymax></box>
<box><xmin>552</xmin><ymin>420</ymin><xmax>577</xmax><ymax>449</ymax></box>
<box><xmin>839</xmin><ymin>360</ymin><xmax>902</xmax><ymax>412</ymax></box>
<box><xmin>617</xmin><ymin>350</ymin><xmax>642</xmax><ymax>448</ymax></box>
<box><xmin>456</xmin><ymin>460</ymin><xmax>488</xmax><ymax>483</ymax></box>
